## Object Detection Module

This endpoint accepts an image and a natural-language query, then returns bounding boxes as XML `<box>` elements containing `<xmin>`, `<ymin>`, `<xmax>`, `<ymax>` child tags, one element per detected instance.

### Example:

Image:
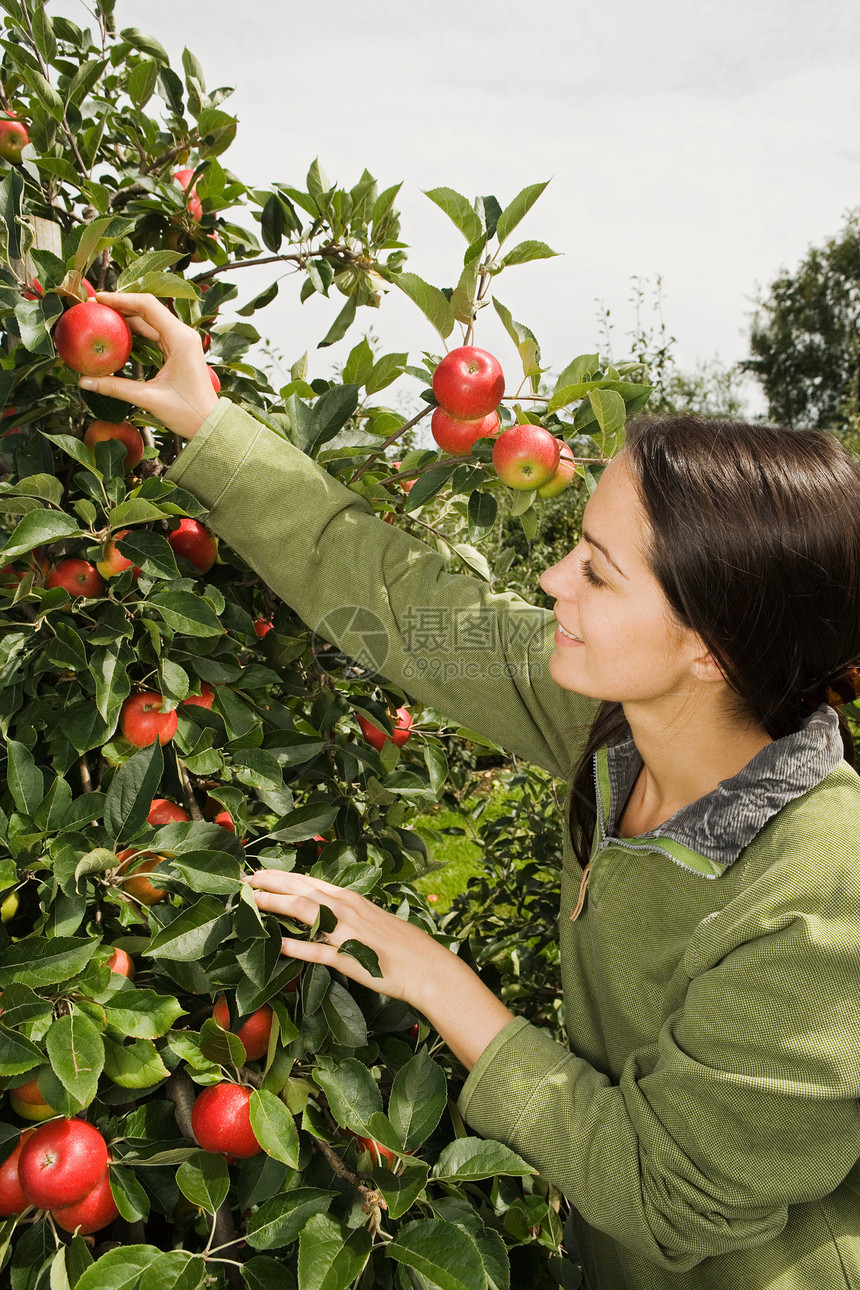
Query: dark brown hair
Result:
<box><xmin>568</xmin><ymin>415</ymin><xmax>860</xmax><ymax>868</ymax></box>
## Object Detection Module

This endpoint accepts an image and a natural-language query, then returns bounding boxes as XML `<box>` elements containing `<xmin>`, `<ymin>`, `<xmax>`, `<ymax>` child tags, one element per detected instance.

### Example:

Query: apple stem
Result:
<box><xmin>347</xmin><ymin>404</ymin><xmax>434</xmax><ymax>485</ymax></box>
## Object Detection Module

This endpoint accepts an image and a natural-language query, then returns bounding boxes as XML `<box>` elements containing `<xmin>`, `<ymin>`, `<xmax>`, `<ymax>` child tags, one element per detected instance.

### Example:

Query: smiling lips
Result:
<box><xmin>555</xmin><ymin>617</ymin><xmax>583</xmax><ymax>643</ymax></box>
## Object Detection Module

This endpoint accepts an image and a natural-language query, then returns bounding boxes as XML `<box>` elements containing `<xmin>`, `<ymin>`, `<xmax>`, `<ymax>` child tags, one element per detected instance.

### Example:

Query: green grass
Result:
<box><xmin>412</xmin><ymin>775</ymin><xmax>521</xmax><ymax>912</ymax></box>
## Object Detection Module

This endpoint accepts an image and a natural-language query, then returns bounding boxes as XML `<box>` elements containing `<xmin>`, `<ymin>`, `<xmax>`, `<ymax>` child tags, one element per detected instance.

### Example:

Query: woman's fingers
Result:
<box><xmin>94</xmin><ymin>291</ymin><xmax>190</xmax><ymax>342</ymax></box>
<box><xmin>251</xmin><ymin>887</ymin><xmax>325</xmax><ymax>930</ymax></box>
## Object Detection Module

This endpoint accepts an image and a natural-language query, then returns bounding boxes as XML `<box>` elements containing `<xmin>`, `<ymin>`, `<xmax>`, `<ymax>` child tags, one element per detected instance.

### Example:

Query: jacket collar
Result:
<box><xmin>593</xmin><ymin>704</ymin><xmax>844</xmax><ymax>877</ymax></box>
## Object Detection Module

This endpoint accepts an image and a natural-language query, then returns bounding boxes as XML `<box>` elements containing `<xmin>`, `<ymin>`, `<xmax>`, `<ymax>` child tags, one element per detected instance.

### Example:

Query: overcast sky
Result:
<box><xmin>110</xmin><ymin>0</ymin><xmax>860</xmax><ymax>413</ymax></box>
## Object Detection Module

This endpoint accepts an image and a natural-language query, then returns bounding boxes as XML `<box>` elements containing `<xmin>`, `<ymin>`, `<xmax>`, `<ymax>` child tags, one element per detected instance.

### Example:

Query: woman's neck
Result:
<box><xmin>619</xmin><ymin>697</ymin><xmax>773</xmax><ymax>837</ymax></box>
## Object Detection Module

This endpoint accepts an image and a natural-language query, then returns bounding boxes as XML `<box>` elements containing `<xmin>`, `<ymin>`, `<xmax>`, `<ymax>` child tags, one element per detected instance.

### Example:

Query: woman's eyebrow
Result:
<box><xmin>582</xmin><ymin>530</ymin><xmax>628</xmax><ymax>579</ymax></box>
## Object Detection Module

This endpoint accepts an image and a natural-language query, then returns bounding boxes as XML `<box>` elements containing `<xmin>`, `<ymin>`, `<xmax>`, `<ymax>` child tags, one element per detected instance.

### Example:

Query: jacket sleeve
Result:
<box><xmin>165</xmin><ymin>399</ymin><xmax>597</xmax><ymax>780</ymax></box>
<box><xmin>458</xmin><ymin>868</ymin><xmax>860</xmax><ymax>1271</ymax></box>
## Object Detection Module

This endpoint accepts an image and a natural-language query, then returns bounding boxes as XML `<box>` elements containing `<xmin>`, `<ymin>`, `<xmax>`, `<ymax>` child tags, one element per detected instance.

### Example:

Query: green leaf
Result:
<box><xmin>555</xmin><ymin>354</ymin><xmax>598</xmax><ymax>390</ymax></box>
<box><xmin>104</xmin><ymin>988</ymin><xmax>184</xmax><ymax>1039</ymax></box>
<box><xmin>270</xmin><ymin>803</ymin><xmax>338</xmax><ymax>844</ymax></box>
<box><xmin>139</xmin><ymin>1251</ymin><xmax>204</xmax><ymax>1290</ymax></box>
<box><xmin>6</xmin><ymin>738</ymin><xmax>44</xmax><ymax>816</ymax></box>
<box><xmin>109</xmin><ymin>1166</ymin><xmax>150</xmax><ymax>1222</ymax></box>
<box><xmin>31</xmin><ymin>2</ymin><xmax>56</xmax><ymax>62</ymax></box>
<box><xmin>120</xmin><ymin>28</ymin><xmax>170</xmax><ymax>62</ymax></box>
<box><xmin>104</xmin><ymin>741</ymin><xmax>164</xmax><ymax>846</ymax></box>
<box><xmin>130</xmin><ymin>272</ymin><xmax>199</xmax><ymax>300</ymax></box>
<box><xmin>249</xmin><ymin>1089</ymin><xmax>301</xmax><ymax>1168</ymax></box>
<box><xmin>387</xmin><ymin>1219</ymin><xmax>487</xmax><ymax>1290</ymax></box>
<box><xmin>0</xmin><ymin>509</ymin><xmax>81</xmax><ymax>561</ymax></box>
<box><xmin>450</xmin><ymin>542</ymin><xmax>491</xmax><ymax>582</ymax></box>
<box><xmin>168</xmin><ymin>851</ymin><xmax>242</xmax><ymax>896</ymax></box>
<box><xmin>90</xmin><ymin>645</ymin><xmax>132</xmax><ymax>723</ymax></box>
<box><xmin>588</xmin><ymin>388</ymin><xmax>626</xmax><ymax>456</ymax></box>
<box><xmin>377</xmin><ymin>1159</ymin><xmax>430</xmax><ymax>1220</ymax></box>
<box><xmin>103</xmin><ymin>1035</ymin><xmax>170</xmax><ymax>1088</ymax></box>
<box><xmin>126</xmin><ymin>59</ymin><xmax>158</xmax><ymax>109</ymax></box>
<box><xmin>388</xmin><ymin>1051</ymin><xmax>447</xmax><ymax>1150</ymax></box>
<box><xmin>467</xmin><ymin>489</ymin><xmax>497</xmax><ymax>541</ymax></box>
<box><xmin>113</xmin><ymin>529</ymin><xmax>179</xmax><ymax>580</ymax></box>
<box><xmin>0</xmin><ymin>937</ymin><xmax>97</xmax><ymax>989</ymax></box>
<box><xmin>317</xmin><ymin>296</ymin><xmax>357</xmax><ymax>349</ymax></box>
<box><xmin>423</xmin><ymin>188</ymin><xmax>483</xmax><ymax>245</ymax></box>
<box><xmin>432</xmin><ymin>1136</ymin><xmax>536</xmax><ymax>1181</ymax></box>
<box><xmin>0</xmin><ymin>1023</ymin><xmax>43</xmax><ymax>1075</ymax></box>
<box><xmin>75</xmin><ymin>1245</ymin><xmax>161</xmax><ymax>1290</ymax></box>
<box><xmin>366</xmin><ymin>352</ymin><xmax>408</xmax><ymax>395</ymax></box>
<box><xmin>107</xmin><ymin>499</ymin><xmax>173</xmax><ymax>527</ymax></box>
<box><xmin>500</xmin><ymin>239</ymin><xmax>559</xmax><ymax>268</ymax></box>
<box><xmin>492</xmin><ymin>298</ymin><xmax>542</xmax><ymax>381</ymax></box>
<box><xmin>177</xmin><ymin>1151</ymin><xmax>229</xmax><ymax>1216</ymax></box>
<box><xmin>395</xmin><ymin>273</ymin><xmax>455</xmax><ymax>341</ymax></box>
<box><xmin>14</xmin><ymin>473</ymin><xmax>64</xmax><ymax>506</ymax></box>
<box><xmin>494</xmin><ymin>180</ymin><xmax>550</xmax><ymax>246</ymax></box>
<box><xmin>307</xmin><ymin>385</ymin><xmax>360</xmax><ymax>451</ymax></box>
<box><xmin>342</xmin><ymin>338</ymin><xmax>374</xmax><ymax>386</ymax></box>
<box><xmin>45</xmin><ymin>1010</ymin><xmax>104</xmax><ymax>1107</ymax></box>
<box><xmin>320</xmin><ymin>983</ymin><xmax>368</xmax><ymax>1050</ymax></box>
<box><xmin>146</xmin><ymin>896</ymin><xmax>231</xmax><ymax>961</ymax></box>
<box><xmin>44</xmin><ymin>432</ymin><xmax>99</xmax><ymax>474</ymax></box>
<box><xmin>246</xmin><ymin>1188</ymin><xmax>335</xmax><ymax>1251</ymax></box>
<box><xmin>312</xmin><ymin>1057</ymin><xmax>382</xmax><ymax>1134</ymax></box>
<box><xmin>146</xmin><ymin>590</ymin><xmax>224</xmax><ymax>637</ymax></box>
<box><xmin>336</xmin><ymin>939</ymin><xmax>382</xmax><ymax>978</ymax></box>
<box><xmin>403</xmin><ymin>461</ymin><xmax>459</xmax><ymax>513</ymax></box>
<box><xmin>71</xmin><ymin>215</ymin><xmax>136</xmax><ymax>274</ymax></box>
<box><xmin>297</xmin><ymin>1213</ymin><xmax>372</xmax><ymax>1290</ymax></box>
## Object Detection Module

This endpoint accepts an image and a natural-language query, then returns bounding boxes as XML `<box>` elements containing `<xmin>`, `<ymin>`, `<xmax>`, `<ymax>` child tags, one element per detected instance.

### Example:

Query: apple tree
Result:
<box><xmin>0</xmin><ymin>4</ymin><xmax>652</xmax><ymax>1287</ymax></box>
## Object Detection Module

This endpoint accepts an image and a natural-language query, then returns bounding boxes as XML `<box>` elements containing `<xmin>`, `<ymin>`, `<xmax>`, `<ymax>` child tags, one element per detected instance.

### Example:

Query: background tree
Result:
<box><xmin>745</xmin><ymin>208</ymin><xmax>860</xmax><ymax>437</ymax></box>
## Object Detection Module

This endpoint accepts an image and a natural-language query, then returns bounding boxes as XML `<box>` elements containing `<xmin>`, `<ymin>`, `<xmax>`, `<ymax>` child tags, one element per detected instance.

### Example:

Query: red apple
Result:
<box><xmin>537</xmin><ymin>442</ymin><xmax>578</xmax><ymax>499</ymax></box>
<box><xmin>253</xmin><ymin>617</ymin><xmax>273</xmax><ymax>639</ymax></box>
<box><xmin>351</xmin><ymin>1133</ymin><xmax>397</xmax><ymax>1169</ymax></box>
<box><xmin>8</xmin><ymin>1076</ymin><xmax>56</xmax><ymax>1123</ymax></box>
<box><xmin>391</xmin><ymin>461</ymin><xmax>415</xmax><ymax>494</ymax></box>
<box><xmin>84</xmin><ymin>420</ymin><xmax>144</xmax><ymax>472</ymax></box>
<box><xmin>0</xmin><ymin>119</ymin><xmax>29</xmax><ymax>163</ymax></box>
<box><xmin>430</xmin><ymin>407</ymin><xmax>499</xmax><ymax>455</ymax></box>
<box><xmin>167</xmin><ymin>518</ymin><xmax>217</xmax><ymax>574</ymax></box>
<box><xmin>147</xmin><ymin>798</ymin><xmax>190</xmax><ymax>826</ymax></box>
<box><xmin>208</xmin><ymin>367</ymin><xmax>221</xmax><ymax>393</ymax></box>
<box><xmin>357</xmin><ymin>707</ymin><xmax>412</xmax><ymax>752</ymax></box>
<box><xmin>97</xmin><ymin>530</ymin><xmax>141</xmax><ymax>580</ymax></box>
<box><xmin>82</xmin><ymin>280</ymin><xmax>97</xmax><ymax>300</ymax></box>
<box><xmin>119</xmin><ymin>692</ymin><xmax>178</xmax><ymax>747</ymax></box>
<box><xmin>191</xmin><ymin>1083</ymin><xmax>262</xmax><ymax>1159</ymax></box>
<box><xmin>22</xmin><ymin>277</ymin><xmax>43</xmax><ymax>300</ymax></box>
<box><xmin>212</xmin><ymin>996</ymin><xmax>274</xmax><ymax>1061</ymax></box>
<box><xmin>116</xmin><ymin>849</ymin><xmax>168</xmax><ymax>905</ymax></box>
<box><xmin>432</xmin><ymin>347</ymin><xmax>505</xmax><ymax>420</ymax></box>
<box><xmin>174</xmin><ymin>168</ymin><xmax>203</xmax><ymax>220</ymax></box>
<box><xmin>46</xmin><ymin>559</ymin><xmax>104</xmax><ymax>598</ymax></box>
<box><xmin>52</xmin><ymin>1159</ymin><xmax>118</xmax><ymax>1234</ymax></box>
<box><xmin>106</xmin><ymin>947</ymin><xmax>135</xmax><ymax>980</ymax></box>
<box><xmin>182</xmin><ymin>682</ymin><xmax>214</xmax><ymax>710</ymax></box>
<box><xmin>0</xmin><ymin>1129</ymin><xmax>35</xmax><ymax>1216</ymax></box>
<box><xmin>492</xmin><ymin>424</ymin><xmax>560</xmax><ymax>490</ymax></box>
<box><xmin>201</xmin><ymin>332</ymin><xmax>212</xmax><ymax>353</ymax></box>
<box><xmin>18</xmin><ymin>1119</ymin><xmax>108</xmax><ymax>1210</ymax></box>
<box><xmin>213</xmin><ymin>810</ymin><xmax>235</xmax><ymax>833</ymax></box>
<box><xmin>53</xmin><ymin>301</ymin><xmax>133</xmax><ymax>377</ymax></box>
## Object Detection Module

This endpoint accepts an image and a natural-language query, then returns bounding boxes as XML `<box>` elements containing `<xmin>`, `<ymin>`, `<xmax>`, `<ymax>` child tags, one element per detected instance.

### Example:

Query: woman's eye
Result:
<box><xmin>580</xmin><ymin>558</ymin><xmax>605</xmax><ymax>588</ymax></box>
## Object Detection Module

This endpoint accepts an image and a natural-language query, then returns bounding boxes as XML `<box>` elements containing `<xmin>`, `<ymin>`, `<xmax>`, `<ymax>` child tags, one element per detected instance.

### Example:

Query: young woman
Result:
<box><xmin>82</xmin><ymin>294</ymin><xmax>860</xmax><ymax>1289</ymax></box>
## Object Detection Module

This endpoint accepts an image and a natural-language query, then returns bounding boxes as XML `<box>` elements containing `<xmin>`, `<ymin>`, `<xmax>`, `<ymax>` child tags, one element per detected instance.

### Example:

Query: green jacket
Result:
<box><xmin>167</xmin><ymin>401</ymin><xmax>860</xmax><ymax>1290</ymax></box>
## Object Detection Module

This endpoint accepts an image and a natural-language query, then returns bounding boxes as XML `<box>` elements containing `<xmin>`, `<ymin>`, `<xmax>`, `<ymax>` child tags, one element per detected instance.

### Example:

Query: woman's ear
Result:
<box><xmin>690</xmin><ymin>642</ymin><xmax>727</xmax><ymax>686</ymax></box>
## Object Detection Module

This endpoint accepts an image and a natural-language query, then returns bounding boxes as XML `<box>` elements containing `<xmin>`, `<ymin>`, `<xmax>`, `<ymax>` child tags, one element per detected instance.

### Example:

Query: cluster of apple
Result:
<box><xmin>424</xmin><ymin>345</ymin><xmax>576</xmax><ymax>497</ymax></box>
<box><xmin>0</xmin><ymin>1118</ymin><xmax>118</xmax><ymax>1234</ymax></box>
<box><xmin>168</xmin><ymin>168</ymin><xmax>220</xmax><ymax>264</ymax></box>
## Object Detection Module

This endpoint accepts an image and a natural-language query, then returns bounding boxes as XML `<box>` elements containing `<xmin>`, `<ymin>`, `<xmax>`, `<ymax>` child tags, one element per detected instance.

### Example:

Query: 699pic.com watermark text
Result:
<box><xmin>402</xmin><ymin>656</ymin><xmax>538</xmax><ymax>682</ymax></box>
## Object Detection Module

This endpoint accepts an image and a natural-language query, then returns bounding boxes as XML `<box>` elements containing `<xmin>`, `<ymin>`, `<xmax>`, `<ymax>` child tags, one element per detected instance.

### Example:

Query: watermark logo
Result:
<box><xmin>311</xmin><ymin>606</ymin><xmax>391</xmax><ymax>677</ymax></box>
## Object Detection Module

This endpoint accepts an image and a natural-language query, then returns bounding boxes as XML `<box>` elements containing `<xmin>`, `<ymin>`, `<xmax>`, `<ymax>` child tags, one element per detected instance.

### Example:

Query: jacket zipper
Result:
<box><xmin>571</xmin><ymin>757</ymin><xmax>717</xmax><ymax>921</ymax></box>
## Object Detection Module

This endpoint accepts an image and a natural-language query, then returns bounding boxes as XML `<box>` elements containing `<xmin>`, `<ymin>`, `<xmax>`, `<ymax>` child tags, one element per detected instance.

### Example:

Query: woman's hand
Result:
<box><xmin>76</xmin><ymin>293</ymin><xmax>218</xmax><ymax>440</ymax></box>
<box><xmin>245</xmin><ymin>869</ymin><xmax>515</xmax><ymax>1070</ymax></box>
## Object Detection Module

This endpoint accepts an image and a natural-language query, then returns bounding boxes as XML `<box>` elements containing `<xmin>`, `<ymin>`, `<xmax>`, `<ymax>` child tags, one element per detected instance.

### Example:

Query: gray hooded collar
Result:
<box><xmin>601</xmin><ymin>704</ymin><xmax>845</xmax><ymax>869</ymax></box>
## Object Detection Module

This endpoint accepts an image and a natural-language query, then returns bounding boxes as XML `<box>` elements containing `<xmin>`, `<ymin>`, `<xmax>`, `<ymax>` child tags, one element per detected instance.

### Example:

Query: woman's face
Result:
<box><xmin>539</xmin><ymin>453</ymin><xmax>709</xmax><ymax>705</ymax></box>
